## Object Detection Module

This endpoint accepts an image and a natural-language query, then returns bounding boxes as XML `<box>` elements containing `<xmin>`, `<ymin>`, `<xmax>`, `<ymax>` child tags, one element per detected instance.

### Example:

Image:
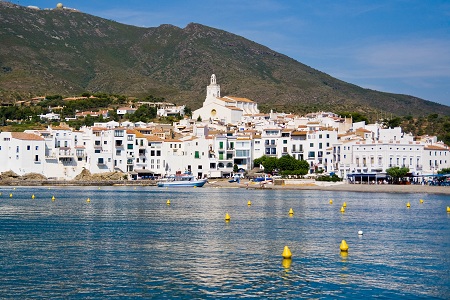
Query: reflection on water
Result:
<box><xmin>0</xmin><ymin>186</ymin><xmax>449</xmax><ymax>298</ymax></box>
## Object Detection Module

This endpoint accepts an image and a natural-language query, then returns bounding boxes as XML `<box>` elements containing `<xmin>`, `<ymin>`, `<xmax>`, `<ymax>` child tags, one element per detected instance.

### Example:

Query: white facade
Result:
<box><xmin>193</xmin><ymin>74</ymin><xmax>259</xmax><ymax>124</ymax></box>
<box><xmin>0</xmin><ymin>132</ymin><xmax>45</xmax><ymax>176</ymax></box>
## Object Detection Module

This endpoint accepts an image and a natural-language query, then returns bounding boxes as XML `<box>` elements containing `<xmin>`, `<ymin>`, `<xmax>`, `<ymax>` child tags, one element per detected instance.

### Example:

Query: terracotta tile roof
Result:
<box><xmin>425</xmin><ymin>145</ymin><xmax>448</xmax><ymax>150</ymax></box>
<box><xmin>225</xmin><ymin>96</ymin><xmax>255</xmax><ymax>103</ymax></box>
<box><xmin>291</xmin><ymin>131</ymin><xmax>307</xmax><ymax>136</ymax></box>
<box><xmin>146</xmin><ymin>136</ymin><xmax>163</xmax><ymax>142</ymax></box>
<box><xmin>11</xmin><ymin>132</ymin><xmax>45</xmax><ymax>141</ymax></box>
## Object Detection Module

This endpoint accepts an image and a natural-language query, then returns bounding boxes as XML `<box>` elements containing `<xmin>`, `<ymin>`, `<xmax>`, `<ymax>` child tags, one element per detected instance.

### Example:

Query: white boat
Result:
<box><xmin>157</xmin><ymin>172</ymin><xmax>208</xmax><ymax>187</ymax></box>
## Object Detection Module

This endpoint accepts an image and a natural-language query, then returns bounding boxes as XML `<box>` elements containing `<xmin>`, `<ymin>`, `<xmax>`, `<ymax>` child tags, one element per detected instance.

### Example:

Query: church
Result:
<box><xmin>192</xmin><ymin>74</ymin><xmax>259</xmax><ymax>124</ymax></box>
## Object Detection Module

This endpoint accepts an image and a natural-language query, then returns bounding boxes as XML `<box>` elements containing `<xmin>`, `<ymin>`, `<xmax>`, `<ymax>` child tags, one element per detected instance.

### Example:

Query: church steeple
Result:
<box><xmin>206</xmin><ymin>74</ymin><xmax>220</xmax><ymax>100</ymax></box>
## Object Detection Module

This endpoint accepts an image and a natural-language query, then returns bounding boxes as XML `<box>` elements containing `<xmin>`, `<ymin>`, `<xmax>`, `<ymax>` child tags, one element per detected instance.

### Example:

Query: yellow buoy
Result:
<box><xmin>194</xmin><ymin>186</ymin><xmax>197</xmax><ymax>188</ymax></box>
<box><xmin>329</xmin><ymin>199</ymin><xmax>333</xmax><ymax>204</ymax></box>
<box><xmin>289</xmin><ymin>208</ymin><xmax>294</xmax><ymax>215</ymax></box>
<box><xmin>447</xmin><ymin>206</ymin><xmax>450</xmax><ymax>213</ymax></box>
<box><xmin>340</xmin><ymin>206</ymin><xmax>345</xmax><ymax>213</ymax></box>
<box><xmin>282</xmin><ymin>245</ymin><xmax>292</xmax><ymax>259</ymax></box>
<box><xmin>340</xmin><ymin>240</ymin><xmax>349</xmax><ymax>252</ymax></box>
<box><xmin>166</xmin><ymin>199</ymin><xmax>171</xmax><ymax>205</ymax></box>
<box><xmin>282</xmin><ymin>258</ymin><xmax>292</xmax><ymax>269</ymax></box>
<box><xmin>86</xmin><ymin>198</ymin><xmax>90</xmax><ymax>203</ymax></box>
<box><xmin>52</xmin><ymin>196</ymin><xmax>55</xmax><ymax>201</ymax></box>
<box><xmin>406</xmin><ymin>202</ymin><xmax>410</xmax><ymax>208</ymax></box>
<box><xmin>247</xmin><ymin>200</ymin><xmax>252</xmax><ymax>206</ymax></box>
<box><xmin>343</xmin><ymin>202</ymin><xmax>347</xmax><ymax>207</ymax></box>
<box><xmin>225</xmin><ymin>213</ymin><xmax>231</xmax><ymax>221</ymax></box>
<box><xmin>10</xmin><ymin>193</ymin><xmax>13</xmax><ymax>198</ymax></box>
<box><xmin>419</xmin><ymin>199</ymin><xmax>424</xmax><ymax>204</ymax></box>
<box><xmin>31</xmin><ymin>194</ymin><xmax>35</xmax><ymax>199</ymax></box>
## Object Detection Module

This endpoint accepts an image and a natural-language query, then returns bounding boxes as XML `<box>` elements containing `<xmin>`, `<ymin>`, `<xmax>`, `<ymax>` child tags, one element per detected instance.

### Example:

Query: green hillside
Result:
<box><xmin>1</xmin><ymin>2</ymin><xmax>449</xmax><ymax>117</ymax></box>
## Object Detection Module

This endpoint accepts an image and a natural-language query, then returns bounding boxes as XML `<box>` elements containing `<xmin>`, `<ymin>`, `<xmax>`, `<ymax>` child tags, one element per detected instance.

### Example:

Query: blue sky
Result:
<box><xmin>16</xmin><ymin>0</ymin><xmax>450</xmax><ymax>107</ymax></box>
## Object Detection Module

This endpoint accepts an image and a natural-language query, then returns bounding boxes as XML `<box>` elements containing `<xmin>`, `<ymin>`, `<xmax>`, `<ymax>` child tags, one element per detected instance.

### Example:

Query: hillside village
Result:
<box><xmin>0</xmin><ymin>75</ymin><xmax>448</xmax><ymax>182</ymax></box>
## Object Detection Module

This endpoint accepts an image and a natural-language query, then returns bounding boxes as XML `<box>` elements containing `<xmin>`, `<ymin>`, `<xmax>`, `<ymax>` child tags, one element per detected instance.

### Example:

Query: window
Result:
<box><xmin>16</xmin><ymin>146</ymin><xmax>19</xmax><ymax>153</ymax></box>
<box><xmin>127</xmin><ymin>144</ymin><xmax>133</xmax><ymax>149</ymax></box>
<box><xmin>36</xmin><ymin>146</ymin><xmax>38</xmax><ymax>150</ymax></box>
<box><xmin>95</xmin><ymin>140</ymin><xmax>101</xmax><ymax>146</ymax></box>
<box><xmin>95</xmin><ymin>149</ymin><xmax>101</xmax><ymax>153</ymax></box>
<box><xmin>114</xmin><ymin>130</ymin><xmax>124</xmax><ymax>137</ymax></box>
<box><xmin>127</xmin><ymin>135</ymin><xmax>133</xmax><ymax>141</ymax></box>
<box><xmin>116</xmin><ymin>150</ymin><xmax>121</xmax><ymax>156</ymax></box>
<box><xmin>235</xmin><ymin>150</ymin><xmax>249</xmax><ymax>157</ymax></box>
<box><xmin>310</xmin><ymin>143</ymin><xmax>314</xmax><ymax>147</ymax></box>
<box><xmin>35</xmin><ymin>155</ymin><xmax>39</xmax><ymax>162</ymax></box>
<box><xmin>98</xmin><ymin>158</ymin><xmax>104</xmax><ymax>164</ymax></box>
<box><xmin>219</xmin><ymin>152</ymin><xmax>224</xmax><ymax>160</ymax></box>
<box><xmin>319</xmin><ymin>143</ymin><xmax>322</xmax><ymax>149</ymax></box>
<box><xmin>27</xmin><ymin>145</ymin><xmax>31</xmax><ymax>150</ymax></box>
<box><xmin>198</xmin><ymin>165</ymin><xmax>202</xmax><ymax>169</ymax></box>
<box><xmin>195</xmin><ymin>151</ymin><xmax>200</xmax><ymax>159</ymax></box>
<box><xmin>219</xmin><ymin>141</ymin><xmax>224</xmax><ymax>149</ymax></box>
<box><xmin>156</xmin><ymin>150</ymin><xmax>161</xmax><ymax>156</ymax></box>
<box><xmin>283</xmin><ymin>140</ymin><xmax>287</xmax><ymax>144</ymax></box>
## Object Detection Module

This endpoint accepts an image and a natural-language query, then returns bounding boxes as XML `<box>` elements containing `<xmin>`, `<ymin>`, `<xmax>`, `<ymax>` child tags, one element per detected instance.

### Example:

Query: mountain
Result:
<box><xmin>1</xmin><ymin>2</ymin><xmax>449</xmax><ymax>117</ymax></box>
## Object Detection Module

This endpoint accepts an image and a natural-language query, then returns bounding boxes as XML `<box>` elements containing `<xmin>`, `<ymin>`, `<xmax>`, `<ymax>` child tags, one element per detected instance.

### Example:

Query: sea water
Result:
<box><xmin>0</xmin><ymin>186</ymin><xmax>449</xmax><ymax>299</ymax></box>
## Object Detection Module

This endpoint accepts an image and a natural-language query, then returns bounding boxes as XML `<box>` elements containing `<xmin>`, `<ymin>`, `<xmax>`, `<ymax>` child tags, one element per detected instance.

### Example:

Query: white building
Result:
<box><xmin>193</xmin><ymin>74</ymin><xmax>259</xmax><ymax>124</ymax></box>
<box><xmin>0</xmin><ymin>132</ymin><xmax>45</xmax><ymax>176</ymax></box>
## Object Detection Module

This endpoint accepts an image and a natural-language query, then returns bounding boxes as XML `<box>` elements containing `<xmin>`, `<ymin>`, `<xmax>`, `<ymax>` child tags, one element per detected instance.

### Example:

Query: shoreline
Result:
<box><xmin>1</xmin><ymin>179</ymin><xmax>449</xmax><ymax>195</ymax></box>
<box><xmin>207</xmin><ymin>179</ymin><xmax>450</xmax><ymax>195</ymax></box>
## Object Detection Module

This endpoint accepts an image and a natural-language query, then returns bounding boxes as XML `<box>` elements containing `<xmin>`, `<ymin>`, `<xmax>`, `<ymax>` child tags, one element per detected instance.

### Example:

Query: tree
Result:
<box><xmin>261</xmin><ymin>157</ymin><xmax>278</xmax><ymax>174</ymax></box>
<box><xmin>438</xmin><ymin>168</ymin><xmax>450</xmax><ymax>174</ymax></box>
<box><xmin>277</xmin><ymin>155</ymin><xmax>298</xmax><ymax>171</ymax></box>
<box><xmin>253</xmin><ymin>156</ymin><xmax>267</xmax><ymax>168</ymax></box>
<box><xmin>338</xmin><ymin>112</ymin><xmax>369</xmax><ymax>123</ymax></box>
<box><xmin>233</xmin><ymin>164</ymin><xmax>239</xmax><ymax>173</ymax></box>
<box><xmin>184</xmin><ymin>106</ymin><xmax>192</xmax><ymax>117</ymax></box>
<box><xmin>383</xmin><ymin>117</ymin><xmax>402</xmax><ymax>128</ymax></box>
<box><xmin>386</xmin><ymin>166</ymin><xmax>409</xmax><ymax>184</ymax></box>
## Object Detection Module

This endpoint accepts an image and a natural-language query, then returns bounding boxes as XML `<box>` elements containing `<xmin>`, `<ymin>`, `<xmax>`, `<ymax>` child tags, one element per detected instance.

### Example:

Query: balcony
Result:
<box><xmin>58</xmin><ymin>147</ymin><xmax>73</xmax><ymax>158</ymax></box>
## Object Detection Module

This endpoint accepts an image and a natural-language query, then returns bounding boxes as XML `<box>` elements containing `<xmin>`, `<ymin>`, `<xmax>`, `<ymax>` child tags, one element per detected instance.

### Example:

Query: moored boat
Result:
<box><xmin>157</xmin><ymin>172</ymin><xmax>208</xmax><ymax>187</ymax></box>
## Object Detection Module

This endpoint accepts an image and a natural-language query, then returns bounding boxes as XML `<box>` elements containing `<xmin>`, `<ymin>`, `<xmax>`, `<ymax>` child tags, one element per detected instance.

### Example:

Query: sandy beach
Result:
<box><xmin>207</xmin><ymin>179</ymin><xmax>450</xmax><ymax>195</ymax></box>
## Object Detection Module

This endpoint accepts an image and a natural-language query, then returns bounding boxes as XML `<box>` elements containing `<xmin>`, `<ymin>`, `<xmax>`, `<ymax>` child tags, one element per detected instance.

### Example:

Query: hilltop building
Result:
<box><xmin>193</xmin><ymin>74</ymin><xmax>259</xmax><ymax>124</ymax></box>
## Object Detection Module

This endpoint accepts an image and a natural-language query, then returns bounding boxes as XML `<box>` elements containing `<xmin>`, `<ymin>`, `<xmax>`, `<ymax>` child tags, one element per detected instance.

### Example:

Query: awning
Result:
<box><xmin>133</xmin><ymin>169</ymin><xmax>155</xmax><ymax>174</ymax></box>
